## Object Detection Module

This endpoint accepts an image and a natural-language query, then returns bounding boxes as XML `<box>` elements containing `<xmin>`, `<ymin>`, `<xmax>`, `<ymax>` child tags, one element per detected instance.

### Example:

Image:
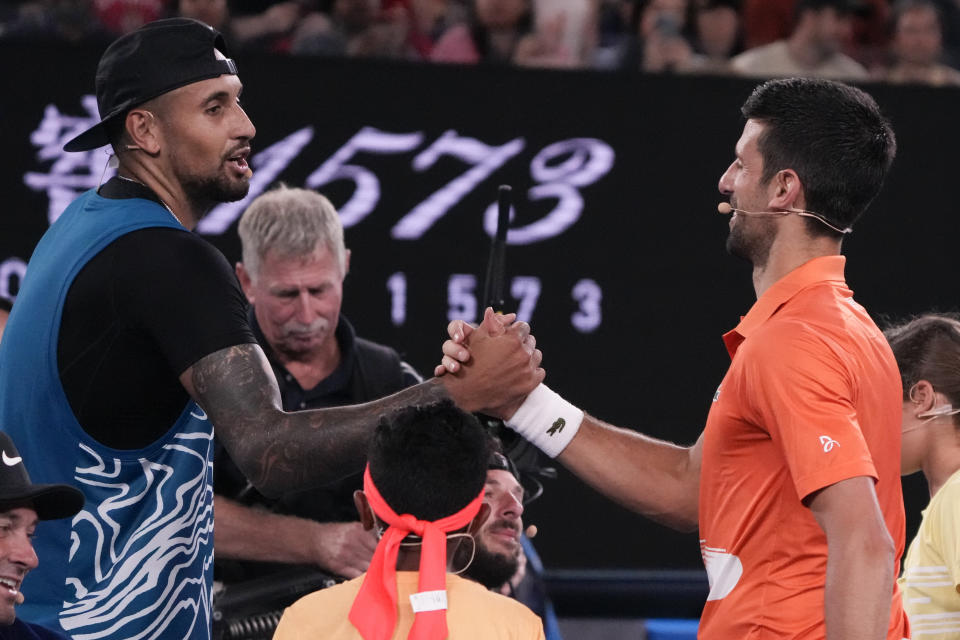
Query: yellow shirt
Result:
<box><xmin>899</xmin><ymin>469</ymin><xmax>960</xmax><ymax>638</ymax></box>
<box><xmin>273</xmin><ymin>571</ymin><xmax>545</xmax><ymax>639</ymax></box>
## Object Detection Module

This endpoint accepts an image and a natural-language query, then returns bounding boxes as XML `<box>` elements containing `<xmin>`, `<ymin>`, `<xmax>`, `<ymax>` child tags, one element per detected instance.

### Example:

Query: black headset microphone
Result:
<box><xmin>717</xmin><ymin>202</ymin><xmax>784</xmax><ymax>217</ymax></box>
<box><xmin>717</xmin><ymin>202</ymin><xmax>852</xmax><ymax>235</ymax></box>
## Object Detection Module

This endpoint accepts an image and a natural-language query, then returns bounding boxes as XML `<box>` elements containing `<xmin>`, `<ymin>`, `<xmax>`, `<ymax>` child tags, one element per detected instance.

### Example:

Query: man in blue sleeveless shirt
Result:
<box><xmin>0</xmin><ymin>17</ymin><xmax>543</xmax><ymax>639</ymax></box>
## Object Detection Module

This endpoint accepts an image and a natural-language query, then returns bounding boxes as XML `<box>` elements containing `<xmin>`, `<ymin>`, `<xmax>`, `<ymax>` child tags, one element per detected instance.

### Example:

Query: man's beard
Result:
<box><xmin>726</xmin><ymin>213</ymin><xmax>775</xmax><ymax>269</ymax></box>
<box><xmin>180</xmin><ymin>170</ymin><xmax>249</xmax><ymax>220</ymax></box>
<box><xmin>462</xmin><ymin>541</ymin><xmax>520</xmax><ymax>590</ymax></box>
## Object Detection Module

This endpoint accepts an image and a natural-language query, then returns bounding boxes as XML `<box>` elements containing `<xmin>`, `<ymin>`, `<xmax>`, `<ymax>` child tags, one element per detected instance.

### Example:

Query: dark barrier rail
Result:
<box><xmin>545</xmin><ymin>569</ymin><xmax>709</xmax><ymax>619</ymax></box>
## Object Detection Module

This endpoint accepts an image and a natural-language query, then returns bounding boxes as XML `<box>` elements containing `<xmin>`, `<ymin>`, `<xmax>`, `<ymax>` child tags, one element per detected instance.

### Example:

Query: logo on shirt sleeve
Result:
<box><xmin>819</xmin><ymin>435</ymin><xmax>840</xmax><ymax>452</ymax></box>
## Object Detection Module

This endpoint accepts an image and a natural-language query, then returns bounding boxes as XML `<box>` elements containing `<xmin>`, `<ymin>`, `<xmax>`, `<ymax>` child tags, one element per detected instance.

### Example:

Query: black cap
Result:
<box><xmin>64</xmin><ymin>18</ymin><xmax>238</xmax><ymax>153</ymax></box>
<box><xmin>0</xmin><ymin>432</ymin><xmax>84</xmax><ymax>521</ymax></box>
<box><xmin>488</xmin><ymin>451</ymin><xmax>520</xmax><ymax>481</ymax></box>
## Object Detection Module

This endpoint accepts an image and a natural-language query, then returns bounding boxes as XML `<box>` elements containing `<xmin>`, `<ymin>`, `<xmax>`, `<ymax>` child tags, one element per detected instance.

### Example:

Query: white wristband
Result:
<box><xmin>505</xmin><ymin>384</ymin><xmax>583</xmax><ymax>458</ymax></box>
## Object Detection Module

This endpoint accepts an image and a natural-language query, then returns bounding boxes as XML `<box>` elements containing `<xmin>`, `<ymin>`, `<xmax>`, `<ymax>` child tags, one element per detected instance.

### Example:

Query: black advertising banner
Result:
<box><xmin>2</xmin><ymin>42</ymin><xmax>958</xmax><ymax>571</ymax></box>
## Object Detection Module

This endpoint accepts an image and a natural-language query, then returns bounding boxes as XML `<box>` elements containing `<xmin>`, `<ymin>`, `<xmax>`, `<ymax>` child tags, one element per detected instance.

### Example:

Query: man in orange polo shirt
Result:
<box><xmin>439</xmin><ymin>78</ymin><xmax>907</xmax><ymax>639</ymax></box>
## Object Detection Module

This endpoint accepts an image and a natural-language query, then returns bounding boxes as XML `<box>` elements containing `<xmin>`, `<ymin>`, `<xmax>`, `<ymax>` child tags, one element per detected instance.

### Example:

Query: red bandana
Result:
<box><xmin>349</xmin><ymin>464</ymin><xmax>484</xmax><ymax>640</ymax></box>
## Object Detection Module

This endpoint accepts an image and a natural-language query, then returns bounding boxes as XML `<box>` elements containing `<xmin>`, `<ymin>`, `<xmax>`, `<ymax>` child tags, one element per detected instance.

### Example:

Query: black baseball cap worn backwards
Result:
<box><xmin>0</xmin><ymin>432</ymin><xmax>84</xmax><ymax>520</ymax></box>
<box><xmin>64</xmin><ymin>17</ymin><xmax>238</xmax><ymax>153</ymax></box>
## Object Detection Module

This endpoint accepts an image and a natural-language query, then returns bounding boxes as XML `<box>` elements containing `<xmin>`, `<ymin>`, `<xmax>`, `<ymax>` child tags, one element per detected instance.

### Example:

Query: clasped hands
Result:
<box><xmin>435</xmin><ymin>308</ymin><xmax>544</xmax><ymax>420</ymax></box>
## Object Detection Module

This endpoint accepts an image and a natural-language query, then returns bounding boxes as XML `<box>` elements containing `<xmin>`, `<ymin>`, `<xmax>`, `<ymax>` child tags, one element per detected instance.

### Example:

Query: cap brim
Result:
<box><xmin>63</xmin><ymin>121</ymin><xmax>111</xmax><ymax>153</ymax></box>
<box><xmin>0</xmin><ymin>484</ymin><xmax>85</xmax><ymax>521</ymax></box>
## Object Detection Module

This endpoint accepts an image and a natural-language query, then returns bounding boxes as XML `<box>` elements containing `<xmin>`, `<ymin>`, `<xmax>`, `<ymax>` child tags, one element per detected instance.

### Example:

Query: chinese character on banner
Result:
<box><xmin>24</xmin><ymin>95</ymin><xmax>114</xmax><ymax>225</ymax></box>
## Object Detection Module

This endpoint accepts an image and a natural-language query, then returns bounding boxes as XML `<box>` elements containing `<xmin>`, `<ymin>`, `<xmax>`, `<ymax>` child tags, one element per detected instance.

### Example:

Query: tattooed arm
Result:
<box><xmin>180</xmin><ymin>310</ymin><xmax>543</xmax><ymax>497</ymax></box>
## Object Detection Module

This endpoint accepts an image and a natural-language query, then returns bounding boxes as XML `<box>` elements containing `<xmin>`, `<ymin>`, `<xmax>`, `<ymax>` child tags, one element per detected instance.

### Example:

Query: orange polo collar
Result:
<box><xmin>722</xmin><ymin>255</ymin><xmax>847</xmax><ymax>358</ymax></box>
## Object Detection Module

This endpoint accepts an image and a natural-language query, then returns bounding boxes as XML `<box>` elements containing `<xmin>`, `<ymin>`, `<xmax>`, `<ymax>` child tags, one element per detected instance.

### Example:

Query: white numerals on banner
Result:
<box><xmin>392</xmin><ymin>131</ymin><xmax>525</xmax><ymax>239</ymax></box>
<box><xmin>387</xmin><ymin>272</ymin><xmax>407</xmax><ymax>327</ymax></box>
<box><xmin>572</xmin><ymin>279</ymin><xmax>602</xmax><ymax>333</ymax></box>
<box><xmin>384</xmin><ymin>273</ymin><xmax>599</xmax><ymax>331</ymax></box>
<box><xmin>483</xmin><ymin>138</ymin><xmax>615</xmax><ymax>245</ymax></box>
<box><xmin>447</xmin><ymin>274</ymin><xmax>478</xmax><ymax>323</ymax></box>
<box><xmin>0</xmin><ymin>259</ymin><xmax>26</xmax><ymax>301</ymax></box>
<box><xmin>307</xmin><ymin>127</ymin><xmax>425</xmax><ymax>227</ymax></box>
<box><xmin>511</xmin><ymin>276</ymin><xmax>541</xmax><ymax>323</ymax></box>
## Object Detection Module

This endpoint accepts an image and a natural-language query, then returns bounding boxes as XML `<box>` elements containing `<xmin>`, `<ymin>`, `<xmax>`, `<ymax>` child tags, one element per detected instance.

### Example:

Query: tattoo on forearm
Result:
<box><xmin>191</xmin><ymin>344</ymin><xmax>451</xmax><ymax>496</ymax></box>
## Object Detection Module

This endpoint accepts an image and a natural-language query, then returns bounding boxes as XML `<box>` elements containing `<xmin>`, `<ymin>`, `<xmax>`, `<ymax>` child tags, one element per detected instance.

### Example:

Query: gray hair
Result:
<box><xmin>238</xmin><ymin>186</ymin><xmax>346</xmax><ymax>279</ymax></box>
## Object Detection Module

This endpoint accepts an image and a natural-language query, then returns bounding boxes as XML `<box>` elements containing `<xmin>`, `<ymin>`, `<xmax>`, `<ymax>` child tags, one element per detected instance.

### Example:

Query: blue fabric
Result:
<box><xmin>0</xmin><ymin>190</ymin><xmax>215</xmax><ymax>639</ymax></box>
<box><xmin>645</xmin><ymin>618</ymin><xmax>700</xmax><ymax>640</ymax></box>
<box><xmin>520</xmin><ymin>535</ymin><xmax>564</xmax><ymax>640</ymax></box>
<box><xmin>0</xmin><ymin>619</ymin><xmax>71</xmax><ymax>639</ymax></box>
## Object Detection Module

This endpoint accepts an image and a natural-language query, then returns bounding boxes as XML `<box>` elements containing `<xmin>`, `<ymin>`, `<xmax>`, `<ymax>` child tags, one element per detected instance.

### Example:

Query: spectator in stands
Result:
<box><xmin>382</xmin><ymin>0</ymin><xmax>469</xmax><ymax>59</ymax></box>
<box><xmin>0</xmin><ymin>298</ymin><xmax>10</xmax><ymax>344</ymax></box>
<box><xmin>177</xmin><ymin>0</ymin><xmax>227</xmax><ymax>32</ymax></box>
<box><xmin>273</xmin><ymin>400</ymin><xmax>545</xmax><ymax>639</ymax></box>
<box><xmin>730</xmin><ymin>0</ymin><xmax>869</xmax><ymax>79</ymax></box>
<box><xmin>688</xmin><ymin>0</ymin><xmax>742</xmax><ymax>73</ymax></box>
<box><xmin>513</xmin><ymin>0</ymin><xmax>598</xmax><ymax>68</ymax></box>
<box><xmin>0</xmin><ymin>432</ymin><xmax>83</xmax><ymax>640</ymax></box>
<box><xmin>215</xmin><ymin>185</ymin><xmax>421</xmax><ymax>589</ymax></box>
<box><xmin>741</xmin><ymin>0</ymin><xmax>889</xmax><ymax>62</ymax></box>
<box><xmin>607</xmin><ymin>0</ymin><xmax>700</xmax><ymax>72</ymax></box>
<box><xmin>0</xmin><ymin>0</ymin><xmax>108</xmax><ymax>43</ymax></box>
<box><xmin>92</xmin><ymin>0</ymin><xmax>168</xmax><ymax>36</ymax></box>
<box><xmin>590</xmin><ymin>0</ymin><xmax>633</xmax><ymax>67</ymax></box>
<box><xmin>177</xmin><ymin>0</ymin><xmax>307</xmax><ymax>53</ymax></box>
<box><xmin>926</xmin><ymin>0</ymin><xmax>960</xmax><ymax>67</ymax></box>
<box><xmin>885</xmin><ymin>314</ymin><xmax>960</xmax><ymax>631</ymax></box>
<box><xmin>881</xmin><ymin>0</ymin><xmax>960</xmax><ymax>85</ymax></box>
<box><xmin>430</xmin><ymin>0</ymin><xmax>534</xmax><ymax>64</ymax></box>
<box><xmin>288</xmin><ymin>0</ymin><xmax>410</xmax><ymax>57</ymax></box>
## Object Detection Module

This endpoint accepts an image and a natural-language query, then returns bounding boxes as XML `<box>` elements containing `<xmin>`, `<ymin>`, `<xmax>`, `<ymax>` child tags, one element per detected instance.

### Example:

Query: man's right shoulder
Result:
<box><xmin>106</xmin><ymin>227</ymin><xmax>235</xmax><ymax>283</ymax></box>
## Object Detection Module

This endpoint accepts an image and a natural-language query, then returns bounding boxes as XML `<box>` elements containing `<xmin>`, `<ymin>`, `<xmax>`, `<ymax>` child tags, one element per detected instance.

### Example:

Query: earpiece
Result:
<box><xmin>917</xmin><ymin>404</ymin><xmax>960</xmax><ymax>419</ymax></box>
<box><xmin>717</xmin><ymin>202</ymin><xmax>852</xmax><ymax>234</ymax></box>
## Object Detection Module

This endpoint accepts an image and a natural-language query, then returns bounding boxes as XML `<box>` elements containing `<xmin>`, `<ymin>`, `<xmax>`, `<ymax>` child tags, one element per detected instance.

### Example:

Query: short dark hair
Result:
<box><xmin>368</xmin><ymin>400</ymin><xmax>490</xmax><ymax>522</ymax></box>
<box><xmin>885</xmin><ymin>313</ymin><xmax>960</xmax><ymax>409</ymax></box>
<box><xmin>741</xmin><ymin>78</ymin><xmax>896</xmax><ymax>237</ymax></box>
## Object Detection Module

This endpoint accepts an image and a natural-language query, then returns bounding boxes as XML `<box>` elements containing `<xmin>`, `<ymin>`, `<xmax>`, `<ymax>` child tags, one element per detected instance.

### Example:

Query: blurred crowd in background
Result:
<box><xmin>4</xmin><ymin>0</ymin><xmax>960</xmax><ymax>86</ymax></box>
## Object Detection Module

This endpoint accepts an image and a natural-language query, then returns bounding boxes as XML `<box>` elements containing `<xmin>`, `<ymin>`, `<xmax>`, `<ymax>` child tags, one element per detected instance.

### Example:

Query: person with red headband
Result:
<box><xmin>273</xmin><ymin>400</ymin><xmax>545</xmax><ymax>639</ymax></box>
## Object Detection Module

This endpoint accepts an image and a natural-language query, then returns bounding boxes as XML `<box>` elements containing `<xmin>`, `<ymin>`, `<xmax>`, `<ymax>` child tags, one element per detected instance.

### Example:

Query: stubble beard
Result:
<box><xmin>726</xmin><ymin>214</ymin><xmax>775</xmax><ymax>270</ymax></box>
<box><xmin>179</xmin><ymin>168</ymin><xmax>250</xmax><ymax>221</ymax></box>
<box><xmin>462</xmin><ymin>540</ymin><xmax>520</xmax><ymax>590</ymax></box>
